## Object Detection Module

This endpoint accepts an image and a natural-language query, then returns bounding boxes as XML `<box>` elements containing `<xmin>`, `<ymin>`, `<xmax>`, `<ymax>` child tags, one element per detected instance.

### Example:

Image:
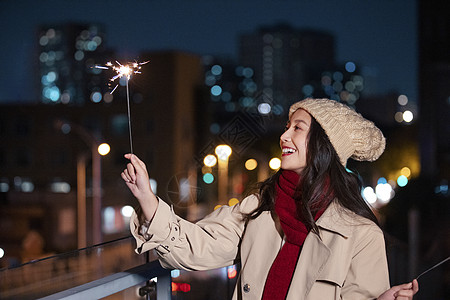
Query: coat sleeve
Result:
<box><xmin>341</xmin><ymin>224</ymin><xmax>391</xmax><ymax>299</ymax></box>
<box><xmin>130</xmin><ymin>196</ymin><xmax>255</xmax><ymax>271</ymax></box>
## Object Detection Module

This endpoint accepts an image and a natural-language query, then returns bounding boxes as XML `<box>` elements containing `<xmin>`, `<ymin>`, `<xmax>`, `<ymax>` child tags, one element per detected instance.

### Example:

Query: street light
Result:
<box><xmin>203</xmin><ymin>154</ymin><xmax>217</xmax><ymax>167</ymax></box>
<box><xmin>215</xmin><ymin>145</ymin><xmax>232</xmax><ymax>204</ymax></box>
<box><xmin>98</xmin><ymin>143</ymin><xmax>111</xmax><ymax>156</ymax></box>
<box><xmin>245</xmin><ymin>159</ymin><xmax>258</xmax><ymax>171</ymax></box>
<box><xmin>55</xmin><ymin>120</ymin><xmax>109</xmax><ymax>247</ymax></box>
<box><xmin>269</xmin><ymin>157</ymin><xmax>281</xmax><ymax>170</ymax></box>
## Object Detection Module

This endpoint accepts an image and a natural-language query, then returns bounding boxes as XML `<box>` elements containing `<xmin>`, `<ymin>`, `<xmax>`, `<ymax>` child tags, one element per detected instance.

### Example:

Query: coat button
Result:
<box><xmin>243</xmin><ymin>283</ymin><xmax>250</xmax><ymax>293</ymax></box>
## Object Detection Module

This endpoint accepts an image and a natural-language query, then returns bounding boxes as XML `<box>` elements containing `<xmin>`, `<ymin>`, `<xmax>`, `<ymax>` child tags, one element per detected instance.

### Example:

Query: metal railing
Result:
<box><xmin>0</xmin><ymin>236</ymin><xmax>171</xmax><ymax>300</ymax></box>
<box><xmin>1</xmin><ymin>235</ymin><xmax>237</xmax><ymax>300</ymax></box>
<box><xmin>39</xmin><ymin>259</ymin><xmax>171</xmax><ymax>300</ymax></box>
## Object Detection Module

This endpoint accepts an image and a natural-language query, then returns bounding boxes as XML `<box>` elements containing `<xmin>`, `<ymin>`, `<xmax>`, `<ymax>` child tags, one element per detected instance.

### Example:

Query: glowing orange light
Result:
<box><xmin>95</xmin><ymin>60</ymin><xmax>149</xmax><ymax>93</ymax></box>
<box><xmin>228</xmin><ymin>265</ymin><xmax>237</xmax><ymax>279</ymax></box>
<box><xmin>172</xmin><ymin>282</ymin><xmax>191</xmax><ymax>292</ymax></box>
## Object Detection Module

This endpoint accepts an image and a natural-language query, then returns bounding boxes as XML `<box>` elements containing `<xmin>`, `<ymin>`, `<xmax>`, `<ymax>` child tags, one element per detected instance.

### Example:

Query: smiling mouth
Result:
<box><xmin>282</xmin><ymin>147</ymin><xmax>297</xmax><ymax>156</ymax></box>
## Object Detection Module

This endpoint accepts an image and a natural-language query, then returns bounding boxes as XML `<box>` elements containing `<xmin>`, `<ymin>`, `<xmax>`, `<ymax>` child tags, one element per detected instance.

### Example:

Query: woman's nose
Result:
<box><xmin>280</xmin><ymin>130</ymin><xmax>291</xmax><ymax>142</ymax></box>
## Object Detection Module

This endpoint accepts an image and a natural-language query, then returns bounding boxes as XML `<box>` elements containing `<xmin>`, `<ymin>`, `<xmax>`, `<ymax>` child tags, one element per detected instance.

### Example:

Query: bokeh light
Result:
<box><xmin>171</xmin><ymin>269</ymin><xmax>180</xmax><ymax>278</ymax></box>
<box><xmin>377</xmin><ymin>177</ymin><xmax>387</xmax><ymax>184</ymax></box>
<box><xmin>394</xmin><ymin>111</ymin><xmax>404</xmax><ymax>123</ymax></box>
<box><xmin>202</xmin><ymin>166</ymin><xmax>212</xmax><ymax>174</ymax></box>
<box><xmin>91</xmin><ymin>91</ymin><xmax>102</xmax><ymax>103</ymax></box>
<box><xmin>362</xmin><ymin>187</ymin><xmax>377</xmax><ymax>204</ymax></box>
<box><xmin>0</xmin><ymin>182</ymin><xmax>9</xmax><ymax>193</ymax></box>
<box><xmin>400</xmin><ymin>167</ymin><xmax>411</xmax><ymax>178</ymax></box>
<box><xmin>215</xmin><ymin>145</ymin><xmax>232</xmax><ymax>161</ymax></box>
<box><xmin>211</xmin><ymin>65</ymin><xmax>222</xmax><ymax>76</ymax></box>
<box><xmin>376</xmin><ymin>183</ymin><xmax>394</xmax><ymax>203</ymax></box>
<box><xmin>150</xmin><ymin>179</ymin><xmax>157</xmax><ymax>193</ymax></box>
<box><xmin>398</xmin><ymin>95</ymin><xmax>408</xmax><ymax>106</ymax></box>
<box><xmin>211</xmin><ymin>85</ymin><xmax>222</xmax><ymax>96</ymax></box>
<box><xmin>269</xmin><ymin>157</ymin><xmax>281</xmax><ymax>170</ymax></box>
<box><xmin>403</xmin><ymin>110</ymin><xmax>413</xmax><ymax>122</ymax></box>
<box><xmin>204</xmin><ymin>154</ymin><xmax>217</xmax><ymax>167</ymax></box>
<box><xmin>242</xmin><ymin>67</ymin><xmax>254</xmax><ymax>78</ymax></box>
<box><xmin>245</xmin><ymin>159</ymin><xmax>258</xmax><ymax>170</ymax></box>
<box><xmin>227</xmin><ymin>265</ymin><xmax>237</xmax><ymax>279</ymax></box>
<box><xmin>121</xmin><ymin>205</ymin><xmax>134</xmax><ymax>217</ymax></box>
<box><xmin>333</xmin><ymin>71</ymin><xmax>343</xmax><ymax>82</ymax></box>
<box><xmin>258</xmin><ymin>103</ymin><xmax>271</xmax><ymax>114</ymax></box>
<box><xmin>345</xmin><ymin>61</ymin><xmax>356</xmax><ymax>73</ymax></box>
<box><xmin>98</xmin><ymin>143</ymin><xmax>110</xmax><ymax>156</ymax></box>
<box><xmin>203</xmin><ymin>173</ymin><xmax>214</xmax><ymax>184</ymax></box>
<box><xmin>228</xmin><ymin>198</ymin><xmax>239</xmax><ymax>206</ymax></box>
<box><xmin>397</xmin><ymin>175</ymin><xmax>408</xmax><ymax>187</ymax></box>
<box><xmin>302</xmin><ymin>84</ymin><xmax>314</xmax><ymax>96</ymax></box>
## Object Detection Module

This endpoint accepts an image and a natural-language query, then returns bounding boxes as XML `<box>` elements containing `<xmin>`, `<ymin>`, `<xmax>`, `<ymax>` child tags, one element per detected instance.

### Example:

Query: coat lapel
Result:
<box><xmin>286</xmin><ymin>201</ymin><xmax>353</xmax><ymax>300</ymax></box>
<box><xmin>287</xmin><ymin>232</ymin><xmax>331</xmax><ymax>300</ymax></box>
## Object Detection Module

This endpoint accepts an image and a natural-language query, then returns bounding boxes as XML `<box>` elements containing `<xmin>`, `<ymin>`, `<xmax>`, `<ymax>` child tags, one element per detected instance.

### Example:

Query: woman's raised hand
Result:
<box><xmin>121</xmin><ymin>154</ymin><xmax>159</xmax><ymax>221</ymax></box>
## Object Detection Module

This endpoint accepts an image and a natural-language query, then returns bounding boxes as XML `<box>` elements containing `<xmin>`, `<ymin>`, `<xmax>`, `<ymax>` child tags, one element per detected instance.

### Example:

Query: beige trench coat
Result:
<box><xmin>131</xmin><ymin>194</ymin><xmax>390</xmax><ymax>299</ymax></box>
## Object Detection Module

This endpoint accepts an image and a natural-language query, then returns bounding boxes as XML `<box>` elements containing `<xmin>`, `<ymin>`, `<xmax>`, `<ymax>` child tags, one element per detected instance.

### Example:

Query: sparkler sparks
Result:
<box><xmin>95</xmin><ymin>60</ymin><xmax>149</xmax><ymax>94</ymax></box>
<box><xmin>94</xmin><ymin>60</ymin><xmax>149</xmax><ymax>154</ymax></box>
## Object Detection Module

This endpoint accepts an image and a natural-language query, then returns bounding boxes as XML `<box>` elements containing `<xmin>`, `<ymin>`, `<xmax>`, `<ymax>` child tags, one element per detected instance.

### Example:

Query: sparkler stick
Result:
<box><xmin>126</xmin><ymin>77</ymin><xmax>133</xmax><ymax>154</ymax></box>
<box><xmin>415</xmin><ymin>256</ymin><xmax>450</xmax><ymax>280</ymax></box>
<box><xmin>94</xmin><ymin>60</ymin><xmax>149</xmax><ymax>154</ymax></box>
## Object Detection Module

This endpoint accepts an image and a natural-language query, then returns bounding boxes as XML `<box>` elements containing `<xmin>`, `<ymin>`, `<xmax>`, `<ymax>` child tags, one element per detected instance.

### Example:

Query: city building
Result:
<box><xmin>418</xmin><ymin>0</ymin><xmax>450</xmax><ymax>180</ymax></box>
<box><xmin>239</xmin><ymin>24</ymin><xmax>335</xmax><ymax>113</ymax></box>
<box><xmin>37</xmin><ymin>23</ymin><xmax>110</xmax><ymax>105</ymax></box>
<box><xmin>0</xmin><ymin>50</ymin><xmax>204</xmax><ymax>260</ymax></box>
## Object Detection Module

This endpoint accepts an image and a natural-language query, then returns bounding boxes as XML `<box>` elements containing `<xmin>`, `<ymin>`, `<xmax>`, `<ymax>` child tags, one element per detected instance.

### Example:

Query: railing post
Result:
<box><xmin>156</xmin><ymin>269</ymin><xmax>172</xmax><ymax>300</ymax></box>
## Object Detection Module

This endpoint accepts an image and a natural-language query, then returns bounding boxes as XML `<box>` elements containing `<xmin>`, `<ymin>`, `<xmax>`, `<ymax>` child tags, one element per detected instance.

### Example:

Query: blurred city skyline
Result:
<box><xmin>0</xmin><ymin>0</ymin><xmax>417</xmax><ymax>103</ymax></box>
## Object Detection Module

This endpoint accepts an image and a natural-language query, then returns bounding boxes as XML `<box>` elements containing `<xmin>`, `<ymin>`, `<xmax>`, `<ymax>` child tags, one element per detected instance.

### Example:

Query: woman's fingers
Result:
<box><xmin>121</xmin><ymin>170</ymin><xmax>133</xmax><ymax>183</ymax></box>
<box><xmin>124</xmin><ymin>154</ymin><xmax>147</xmax><ymax>176</ymax></box>
<box><xmin>395</xmin><ymin>289</ymin><xmax>414</xmax><ymax>298</ymax></box>
<box><xmin>126</xmin><ymin>162</ymin><xmax>136</xmax><ymax>182</ymax></box>
<box><xmin>393</xmin><ymin>280</ymin><xmax>419</xmax><ymax>300</ymax></box>
<box><xmin>131</xmin><ymin>154</ymin><xmax>147</xmax><ymax>170</ymax></box>
<box><xmin>121</xmin><ymin>171</ymin><xmax>129</xmax><ymax>183</ymax></box>
<box><xmin>412</xmin><ymin>279</ymin><xmax>419</xmax><ymax>294</ymax></box>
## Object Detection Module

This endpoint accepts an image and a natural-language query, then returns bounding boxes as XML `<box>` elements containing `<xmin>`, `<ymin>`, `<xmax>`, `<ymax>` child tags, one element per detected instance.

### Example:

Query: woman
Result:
<box><xmin>122</xmin><ymin>98</ymin><xmax>419</xmax><ymax>299</ymax></box>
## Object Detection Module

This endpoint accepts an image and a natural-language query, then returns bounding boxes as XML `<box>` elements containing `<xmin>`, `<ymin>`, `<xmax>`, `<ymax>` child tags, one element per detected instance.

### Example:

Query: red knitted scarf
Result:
<box><xmin>262</xmin><ymin>170</ymin><xmax>330</xmax><ymax>300</ymax></box>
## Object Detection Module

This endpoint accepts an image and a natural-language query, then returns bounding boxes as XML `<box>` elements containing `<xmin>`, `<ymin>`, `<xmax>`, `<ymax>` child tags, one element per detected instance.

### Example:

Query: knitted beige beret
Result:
<box><xmin>289</xmin><ymin>98</ymin><xmax>385</xmax><ymax>165</ymax></box>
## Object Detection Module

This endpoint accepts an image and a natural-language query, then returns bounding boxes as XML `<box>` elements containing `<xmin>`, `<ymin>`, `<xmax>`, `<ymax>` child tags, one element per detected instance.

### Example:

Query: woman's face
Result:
<box><xmin>280</xmin><ymin>109</ymin><xmax>312</xmax><ymax>174</ymax></box>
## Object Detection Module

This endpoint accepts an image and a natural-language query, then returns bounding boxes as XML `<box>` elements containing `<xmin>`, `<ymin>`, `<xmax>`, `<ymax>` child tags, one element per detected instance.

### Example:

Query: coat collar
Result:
<box><xmin>315</xmin><ymin>200</ymin><xmax>359</xmax><ymax>238</ymax></box>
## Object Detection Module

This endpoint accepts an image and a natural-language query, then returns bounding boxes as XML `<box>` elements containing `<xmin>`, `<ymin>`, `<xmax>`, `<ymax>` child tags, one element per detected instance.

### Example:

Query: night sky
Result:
<box><xmin>0</xmin><ymin>0</ymin><xmax>417</xmax><ymax>104</ymax></box>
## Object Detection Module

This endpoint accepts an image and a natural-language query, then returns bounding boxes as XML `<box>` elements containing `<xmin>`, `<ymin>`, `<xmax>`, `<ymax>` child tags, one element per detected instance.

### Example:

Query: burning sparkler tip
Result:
<box><xmin>96</xmin><ymin>59</ymin><xmax>149</xmax><ymax>93</ymax></box>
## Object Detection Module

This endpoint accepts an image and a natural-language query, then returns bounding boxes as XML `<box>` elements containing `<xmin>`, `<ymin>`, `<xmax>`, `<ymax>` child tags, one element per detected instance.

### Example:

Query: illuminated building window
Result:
<box><xmin>102</xmin><ymin>206</ymin><xmax>133</xmax><ymax>234</ymax></box>
<box><xmin>0</xmin><ymin>178</ymin><xmax>9</xmax><ymax>193</ymax></box>
<box><xmin>14</xmin><ymin>177</ymin><xmax>34</xmax><ymax>192</ymax></box>
<box><xmin>50</xmin><ymin>181</ymin><xmax>71</xmax><ymax>193</ymax></box>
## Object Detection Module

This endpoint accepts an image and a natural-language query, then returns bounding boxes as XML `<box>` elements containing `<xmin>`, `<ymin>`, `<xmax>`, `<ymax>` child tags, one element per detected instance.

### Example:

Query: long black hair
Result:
<box><xmin>245</xmin><ymin>115</ymin><xmax>379</xmax><ymax>235</ymax></box>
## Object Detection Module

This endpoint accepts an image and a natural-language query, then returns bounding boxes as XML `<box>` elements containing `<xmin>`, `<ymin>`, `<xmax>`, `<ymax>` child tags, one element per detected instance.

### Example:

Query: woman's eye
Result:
<box><xmin>294</xmin><ymin>126</ymin><xmax>301</xmax><ymax>131</ymax></box>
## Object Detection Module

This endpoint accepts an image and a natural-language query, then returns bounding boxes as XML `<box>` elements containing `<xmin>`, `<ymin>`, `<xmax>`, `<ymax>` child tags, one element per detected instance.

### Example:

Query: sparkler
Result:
<box><xmin>415</xmin><ymin>256</ymin><xmax>450</xmax><ymax>280</ymax></box>
<box><xmin>95</xmin><ymin>60</ymin><xmax>149</xmax><ymax>154</ymax></box>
